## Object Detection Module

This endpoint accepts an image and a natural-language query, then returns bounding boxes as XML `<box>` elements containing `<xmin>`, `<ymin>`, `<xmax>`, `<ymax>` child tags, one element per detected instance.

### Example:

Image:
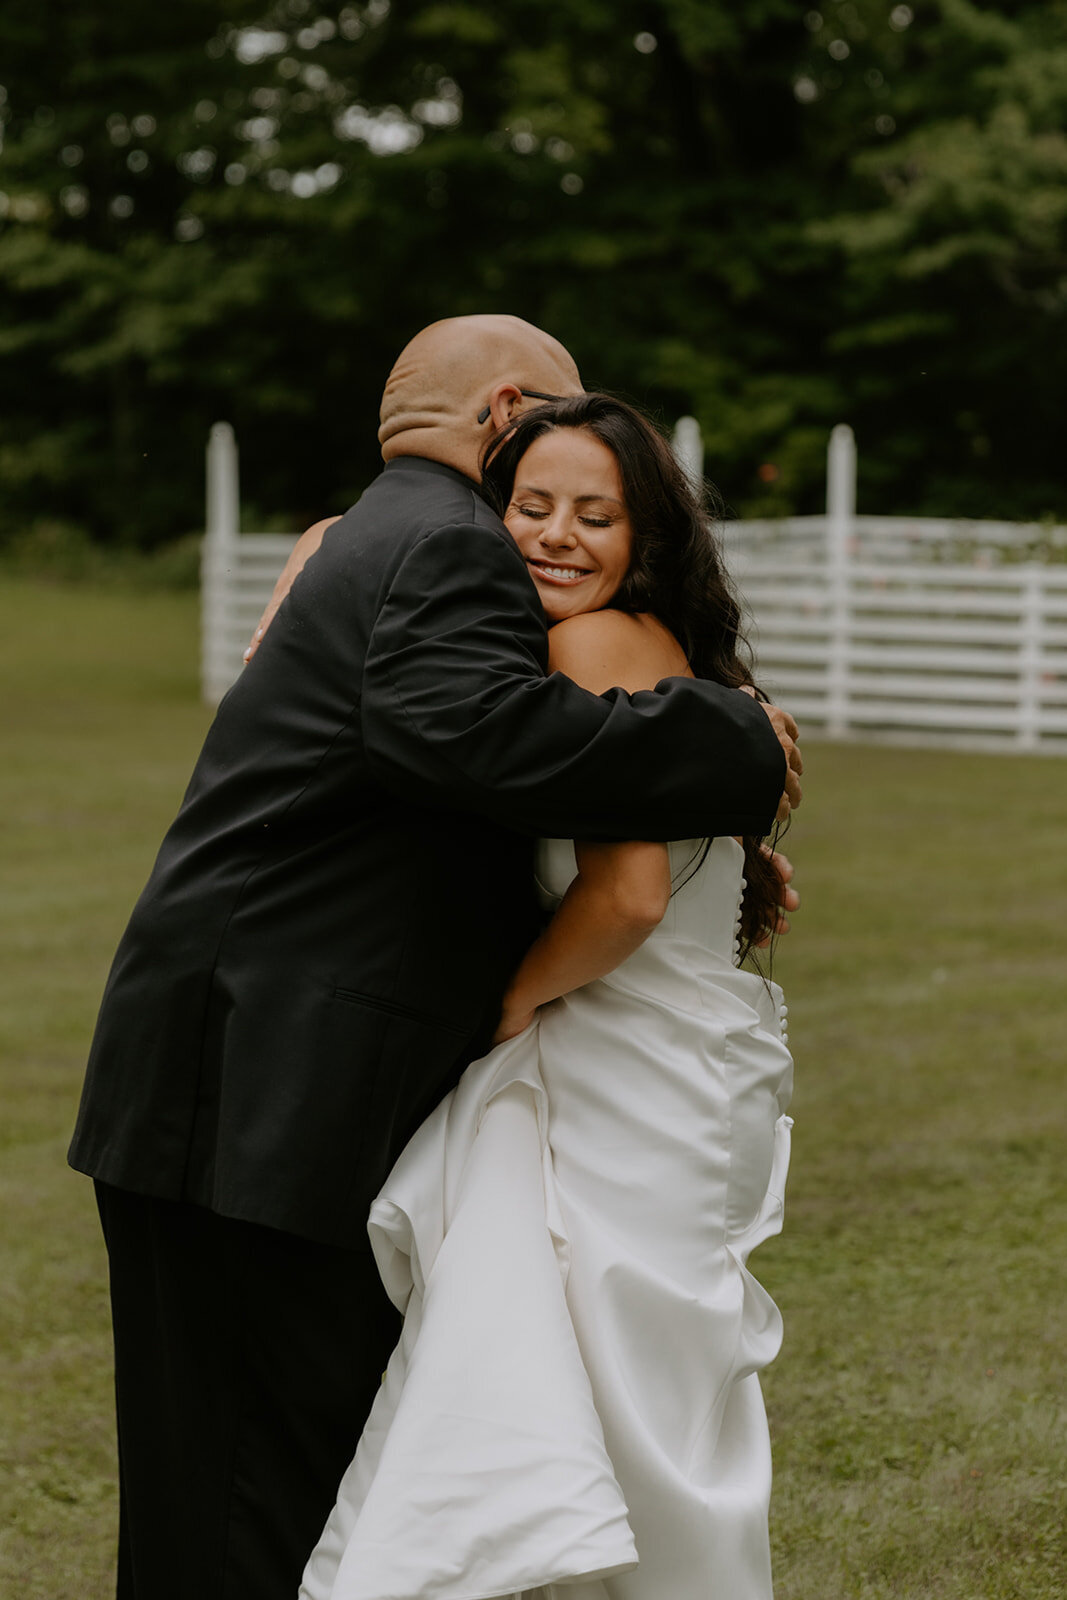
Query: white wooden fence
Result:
<box><xmin>201</xmin><ymin>423</ymin><xmax>297</xmax><ymax>704</ymax></box>
<box><xmin>722</xmin><ymin>427</ymin><xmax>1067</xmax><ymax>753</ymax></box>
<box><xmin>201</xmin><ymin>420</ymin><xmax>1067</xmax><ymax>754</ymax></box>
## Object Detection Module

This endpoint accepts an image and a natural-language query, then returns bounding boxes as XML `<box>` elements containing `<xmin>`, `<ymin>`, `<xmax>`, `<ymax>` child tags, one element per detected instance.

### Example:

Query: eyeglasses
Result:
<box><xmin>477</xmin><ymin>389</ymin><xmax>564</xmax><ymax>425</ymax></box>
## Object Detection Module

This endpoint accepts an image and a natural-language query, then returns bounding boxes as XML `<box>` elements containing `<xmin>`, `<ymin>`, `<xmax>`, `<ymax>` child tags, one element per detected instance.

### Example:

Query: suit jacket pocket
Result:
<box><xmin>332</xmin><ymin>986</ymin><xmax>471</xmax><ymax>1036</ymax></box>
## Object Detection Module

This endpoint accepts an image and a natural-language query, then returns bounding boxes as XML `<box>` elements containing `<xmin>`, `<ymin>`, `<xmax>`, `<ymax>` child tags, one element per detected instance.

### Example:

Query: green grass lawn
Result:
<box><xmin>1</xmin><ymin>578</ymin><xmax>1065</xmax><ymax>1598</ymax></box>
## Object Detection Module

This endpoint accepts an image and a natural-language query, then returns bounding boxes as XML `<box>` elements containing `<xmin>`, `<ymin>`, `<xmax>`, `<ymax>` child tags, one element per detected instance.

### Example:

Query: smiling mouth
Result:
<box><xmin>528</xmin><ymin>559</ymin><xmax>594</xmax><ymax>585</ymax></box>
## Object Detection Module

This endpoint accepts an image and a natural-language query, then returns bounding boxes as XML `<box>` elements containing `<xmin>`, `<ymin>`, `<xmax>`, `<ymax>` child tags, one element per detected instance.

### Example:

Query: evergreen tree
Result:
<box><xmin>0</xmin><ymin>0</ymin><xmax>1063</xmax><ymax>545</ymax></box>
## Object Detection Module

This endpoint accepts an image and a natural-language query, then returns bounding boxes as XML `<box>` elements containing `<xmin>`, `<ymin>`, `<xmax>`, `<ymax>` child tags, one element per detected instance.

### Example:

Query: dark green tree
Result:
<box><xmin>0</xmin><ymin>0</ymin><xmax>1063</xmax><ymax>546</ymax></box>
<box><xmin>797</xmin><ymin>0</ymin><xmax>1067</xmax><ymax>516</ymax></box>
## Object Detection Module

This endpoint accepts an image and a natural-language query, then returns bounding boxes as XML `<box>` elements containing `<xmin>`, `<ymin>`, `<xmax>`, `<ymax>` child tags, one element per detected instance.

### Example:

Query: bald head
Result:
<box><xmin>378</xmin><ymin>314</ymin><xmax>583</xmax><ymax>479</ymax></box>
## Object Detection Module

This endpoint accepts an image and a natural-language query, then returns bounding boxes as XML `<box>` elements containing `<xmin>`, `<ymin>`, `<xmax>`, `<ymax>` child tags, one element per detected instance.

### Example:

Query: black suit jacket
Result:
<box><xmin>69</xmin><ymin>457</ymin><xmax>785</xmax><ymax>1246</ymax></box>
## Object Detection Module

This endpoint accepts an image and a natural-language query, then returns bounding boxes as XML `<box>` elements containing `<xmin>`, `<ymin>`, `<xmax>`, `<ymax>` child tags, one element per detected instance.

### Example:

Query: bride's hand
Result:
<box><xmin>492</xmin><ymin>1004</ymin><xmax>537</xmax><ymax>1045</ymax></box>
<box><xmin>242</xmin><ymin>515</ymin><xmax>340</xmax><ymax>663</ymax></box>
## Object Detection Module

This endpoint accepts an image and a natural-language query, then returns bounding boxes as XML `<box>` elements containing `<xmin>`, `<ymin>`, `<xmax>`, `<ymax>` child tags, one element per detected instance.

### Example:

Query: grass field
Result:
<box><xmin>1</xmin><ymin>577</ymin><xmax>1064</xmax><ymax>1599</ymax></box>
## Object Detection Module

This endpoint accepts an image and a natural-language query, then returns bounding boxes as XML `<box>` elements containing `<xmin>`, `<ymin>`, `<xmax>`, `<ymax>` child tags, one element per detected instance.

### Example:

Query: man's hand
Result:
<box><xmin>242</xmin><ymin>516</ymin><xmax>341</xmax><ymax>664</ymax></box>
<box><xmin>757</xmin><ymin>848</ymin><xmax>800</xmax><ymax>945</ymax></box>
<box><xmin>741</xmin><ymin>689</ymin><xmax>802</xmax><ymax>820</ymax></box>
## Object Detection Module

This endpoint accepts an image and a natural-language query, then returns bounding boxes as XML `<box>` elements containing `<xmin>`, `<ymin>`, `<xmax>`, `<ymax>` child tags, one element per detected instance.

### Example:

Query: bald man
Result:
<box><xmin>70</xmin><ymin>315</ymin><xmax>799</xmax><ymax>1600</ymax></box>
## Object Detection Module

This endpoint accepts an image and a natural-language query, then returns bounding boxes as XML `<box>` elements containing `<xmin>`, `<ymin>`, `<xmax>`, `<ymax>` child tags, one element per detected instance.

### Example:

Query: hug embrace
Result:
<box><xmin>70</xmin><ymin>314</ymin><xmax>803</xmax><ymax>1600</ymax></box>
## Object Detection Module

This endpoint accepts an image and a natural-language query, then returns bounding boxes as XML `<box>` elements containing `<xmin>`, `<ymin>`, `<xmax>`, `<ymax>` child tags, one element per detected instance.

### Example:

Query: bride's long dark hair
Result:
<box><xmin>482</xmin><ymin>392</ymin><xmax>781</xmax><ymax>957</ymax></box>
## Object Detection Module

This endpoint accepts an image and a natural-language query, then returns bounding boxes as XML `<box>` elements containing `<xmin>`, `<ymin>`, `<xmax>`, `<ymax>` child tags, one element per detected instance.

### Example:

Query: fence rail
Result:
<box><xmin>201</xmin><ymin>420</ymin><xmax>1067</xmax><ymax>754</ymax></box>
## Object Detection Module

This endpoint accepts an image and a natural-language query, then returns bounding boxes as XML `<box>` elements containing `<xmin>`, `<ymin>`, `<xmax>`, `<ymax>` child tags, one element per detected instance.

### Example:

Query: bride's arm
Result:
<box><xmin>494</xmin><ymin>835</ymin><xmax>671</xmax><ymax>1040</ymax></box>
<box><xmin>494</xmin><ymin>610</ymin><xmax>686</xmax><ymax>1042</ymax></box>
<box><xmin>243</xmin><ymin>516</ymin><xmax>341</xmax><ymax>661</ymax></box>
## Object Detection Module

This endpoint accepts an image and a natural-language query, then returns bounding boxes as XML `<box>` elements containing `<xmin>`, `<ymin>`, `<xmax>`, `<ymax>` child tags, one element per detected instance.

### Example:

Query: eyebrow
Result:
<box><xmin>513</xmin><ymin>483</ymin><xmax>625</xmax><ymax>508</ymax></box>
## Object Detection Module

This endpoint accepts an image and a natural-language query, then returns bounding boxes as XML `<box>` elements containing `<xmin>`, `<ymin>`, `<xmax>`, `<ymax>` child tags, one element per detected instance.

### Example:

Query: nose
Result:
<box><xmin>538</xmin><ymin>512</ymin><xmax>578</xmax><ymax>550</ymax></box>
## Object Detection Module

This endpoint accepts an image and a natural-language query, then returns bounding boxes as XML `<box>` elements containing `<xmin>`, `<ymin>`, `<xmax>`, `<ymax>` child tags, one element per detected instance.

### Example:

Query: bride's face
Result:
<box><xmin>503</xmin><ymin>427</ymin><xmax>634</xmax><ymax>623</ymax></box>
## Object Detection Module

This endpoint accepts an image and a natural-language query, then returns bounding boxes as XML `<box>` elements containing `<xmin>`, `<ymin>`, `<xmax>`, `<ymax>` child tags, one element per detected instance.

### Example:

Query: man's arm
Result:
<box><xmin>242</xmin><ymin>519</ymin><xmax>801</xmax><ymax>831</ymax></box>
<box><xmin>361</xmin><ymin>520</ymin><xmax>798</xmax><ymax>842</ymax></box>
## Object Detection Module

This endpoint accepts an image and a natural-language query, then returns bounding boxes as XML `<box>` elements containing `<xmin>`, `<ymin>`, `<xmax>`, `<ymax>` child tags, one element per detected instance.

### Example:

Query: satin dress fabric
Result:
<box><xmin>300</xmin><ymin>836</ymin><xmax>794</xmax><ymax>1600</ymax></box>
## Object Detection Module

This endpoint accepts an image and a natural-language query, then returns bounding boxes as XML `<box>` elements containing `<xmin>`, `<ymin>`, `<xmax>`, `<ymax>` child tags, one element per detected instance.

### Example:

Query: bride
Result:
<box><xmin>300</xmin><ymin>394</ymin><xmax>794</xmax><ymax>1600</ymax></box>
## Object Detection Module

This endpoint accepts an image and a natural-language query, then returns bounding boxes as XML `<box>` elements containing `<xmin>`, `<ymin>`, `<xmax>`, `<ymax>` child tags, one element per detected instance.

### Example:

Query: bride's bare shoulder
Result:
<box><xmin>548</xmin><ymin>610</ymin><xmax>692</xmax><ymax>694</ymax></box>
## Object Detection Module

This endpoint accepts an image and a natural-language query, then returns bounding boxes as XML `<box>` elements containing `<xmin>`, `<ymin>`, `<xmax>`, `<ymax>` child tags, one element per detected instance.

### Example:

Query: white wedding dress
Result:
<box><xmin>300</xmin><ymin>836</ymin><xmax>793</xmax><ymax>1600</ymax></box>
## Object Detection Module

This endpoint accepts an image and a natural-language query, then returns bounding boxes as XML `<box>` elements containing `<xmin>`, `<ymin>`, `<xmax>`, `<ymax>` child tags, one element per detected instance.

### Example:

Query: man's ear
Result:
<box><xmin>485</xmin><ymin>383</ymin><xmax>524</xmax><ymax>431</ymax></box>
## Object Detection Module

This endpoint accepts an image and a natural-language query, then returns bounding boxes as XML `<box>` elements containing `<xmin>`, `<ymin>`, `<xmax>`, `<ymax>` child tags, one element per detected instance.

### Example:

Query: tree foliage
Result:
<box><xmin>0</xmin><ymin>0</ymin><xmax>1063</xmax><ymax>547</ymax></box>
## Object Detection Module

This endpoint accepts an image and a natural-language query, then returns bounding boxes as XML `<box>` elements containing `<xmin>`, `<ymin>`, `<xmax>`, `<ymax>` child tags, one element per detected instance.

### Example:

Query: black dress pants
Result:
<box><xmin>95</xmin><ymin>1183</ymin><xmax>402</xmax><ymax>1600</ymax></box>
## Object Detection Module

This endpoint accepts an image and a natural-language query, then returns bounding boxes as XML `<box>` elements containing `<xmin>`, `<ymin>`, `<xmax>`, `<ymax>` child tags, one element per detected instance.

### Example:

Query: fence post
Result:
<box><xmin>1017</xmin><ymin>562</ymin><xmax>1043</xmax><ymax>751</ymax></box>
<box><xmin>672</xmin><ymin>416</ymin><xmax>705</xmax><ymax>493</ymax></box>
<box><xmin>201</xmin><ymin>422</ymin><xmax>240</xmax><ymax>705</ymax></box>
<box><xmin>825</xmin><ymin>424</ymin><xmax>856</xmax><ymax>738</ymax></box>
